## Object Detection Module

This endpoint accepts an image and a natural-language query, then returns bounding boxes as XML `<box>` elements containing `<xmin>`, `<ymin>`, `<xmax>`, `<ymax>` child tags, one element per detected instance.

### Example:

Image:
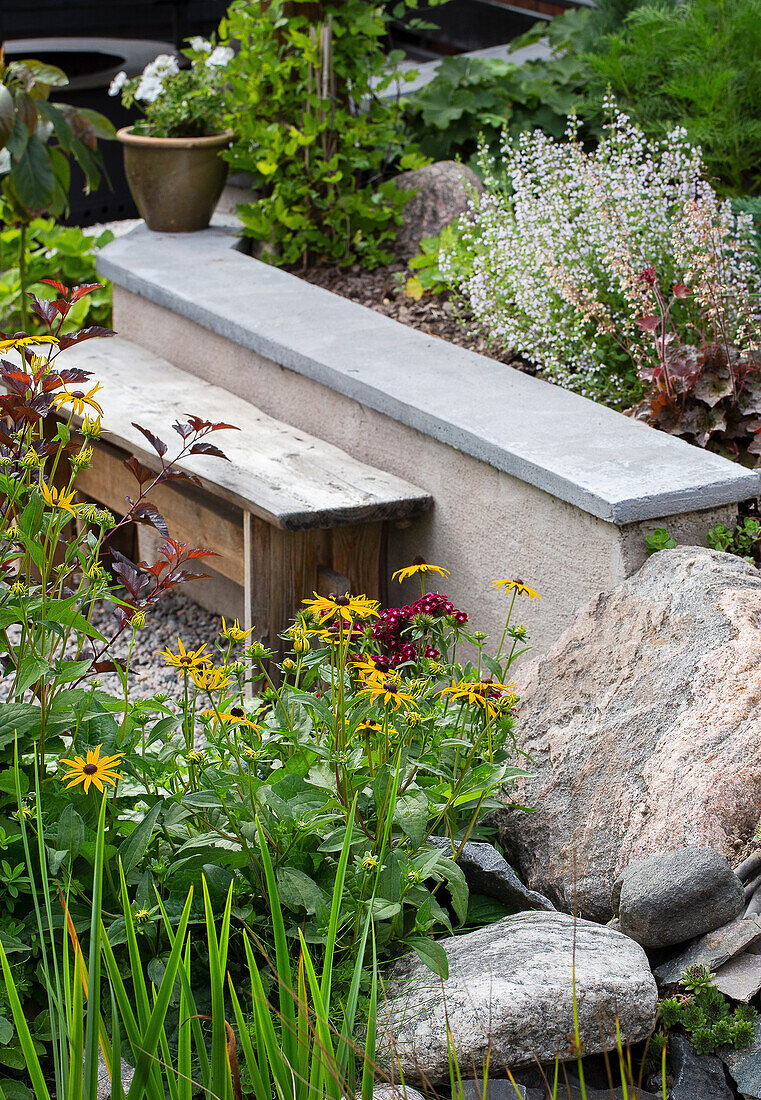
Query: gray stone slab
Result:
<box><xmin>654</xmin><ymin>916</ymin><xmax>761</xmax><ymax>986</ymax></box>
<box><xmin>714</xmin><ymin>952</ymin><xmax>761</xmax><ymax>1002</ymax></box>
<box><xmin>426</xmin><ymin>837</ymin><xmax>555</xmax><ymax>912</ymax></box>
<box><xmin>721</xmin><ymin>1018</ymin><xmax>761</xmax><ymax>1099</ymax></box>
<box><xmin>98</xmin><ymin>227</ymin><xmax>760</xmax><ymax>525</ymax></box>
<box><xmin>670</xmin><ymin>1033</ymin><xmax>735</xmax><ymax>1100</ymax></box>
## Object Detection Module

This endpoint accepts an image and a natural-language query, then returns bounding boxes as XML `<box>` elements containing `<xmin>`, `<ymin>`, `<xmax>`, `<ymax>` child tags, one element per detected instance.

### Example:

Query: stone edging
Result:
<box><xmin>97</xmin><ymin>224</ymin><xmax>761</xmax><ymax>525</ymax></box>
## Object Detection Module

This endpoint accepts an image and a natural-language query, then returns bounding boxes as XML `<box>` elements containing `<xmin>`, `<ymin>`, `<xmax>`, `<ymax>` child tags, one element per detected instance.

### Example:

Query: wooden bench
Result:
<box><xmin>65</xmin><ymin>337</ymin><xmax>432</xmax><ymax>648</ymax></box>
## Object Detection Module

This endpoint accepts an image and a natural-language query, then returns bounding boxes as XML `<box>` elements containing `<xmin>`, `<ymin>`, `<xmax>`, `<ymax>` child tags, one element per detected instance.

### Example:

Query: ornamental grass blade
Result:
<box><xmin>320</xmin><ymin>799</ymin><xmax>357</xmax><ymax>1013</ymax></box>
<box><xmin>68</xmin><ymin>956</ymin><xmax>84</xmax><ymax>1100</ymax></box>
<box><xmin>240</xmin><ymin>931</ymin><xmax>293</xmax><ymax>1100</ymax></box>
<box><xmin>178</xmin><ymin>939</ymin><xmax>193</xmax><ymax>1100</ymax></box>
<box><xmin>0</xmin><ymin>941</ymin><xmax>52</xmax><ymax>1100</ymax></box>
<box><xmin>228</xmin><ymin>976</ymin><xmax>270</xmax><ymax>1100</ymax></box>
<box><xmin>155</xmin><ymin>893</ymin><xmax>211</xmax><ymax>1086</ymax></box>
<box><xmin>298</xmin><ymin>930</ymin><xmax>341</xmax><ymax>1100</ymax></box>
<box><xmin>255</xmin><ymin>817</ymin><xmax>298</xmax><ymax>1076</ymax></box>
<box><xmin>202</xmin><ymin>878</ymin><xmax>234</xmax><ymax>1100</ymax></box>
<box><xmin>117</xmin><ymin>860</ymin><xmax>164</xmax><ymax>1097</ymax></box>
<box><xmin>360</xmin><ymin>934</ymin><xmax>378</xmax><ymax>1100</ymax></box>
<box><xmin>110</xmin><ymin>989</ymin><xmax>126</xmax><ymax>1100</ymax></box>
<box><xmin>83</xmin><ymin>796</ymin><xmax>107</xmax><ymax>1100</ymax></box>
<box><xmin>125</xmin><ymin>888</ymin><xmax>194</xmax><ymax>1100</ymax></box>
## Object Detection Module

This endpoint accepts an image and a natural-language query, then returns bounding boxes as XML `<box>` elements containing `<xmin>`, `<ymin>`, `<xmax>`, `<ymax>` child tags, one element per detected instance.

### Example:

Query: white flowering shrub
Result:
<box><xmin>109</xmin><ymin>40</ymin><xmax>232</xmax><ymax>138</ymax></box>
<box><xmin>439</xmin><ymin>102</ymin><xmax>761</xmax><ymax>407</ymax></box>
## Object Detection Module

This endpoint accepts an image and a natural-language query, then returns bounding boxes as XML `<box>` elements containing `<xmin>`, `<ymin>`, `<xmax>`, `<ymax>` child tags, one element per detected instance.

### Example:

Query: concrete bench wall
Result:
<box><xmin>98</xmin><ymin>226</ymin><xmax>760</xmax><ymax>654</ymax></box>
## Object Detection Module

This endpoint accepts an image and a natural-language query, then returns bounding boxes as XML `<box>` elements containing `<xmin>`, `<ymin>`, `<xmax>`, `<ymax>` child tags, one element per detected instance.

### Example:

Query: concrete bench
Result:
<box><xmin>66</xmin><ymin>336</ymin><xmax>432</xmax><ymax>647</ymax></box>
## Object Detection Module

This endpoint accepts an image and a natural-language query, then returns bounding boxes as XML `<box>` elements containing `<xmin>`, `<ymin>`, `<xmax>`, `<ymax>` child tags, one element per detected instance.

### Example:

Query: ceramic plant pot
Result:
<box><xmin>117</xmin><ymin>127</ymin><xmax>233</xmax><ymax>232</ymax></box>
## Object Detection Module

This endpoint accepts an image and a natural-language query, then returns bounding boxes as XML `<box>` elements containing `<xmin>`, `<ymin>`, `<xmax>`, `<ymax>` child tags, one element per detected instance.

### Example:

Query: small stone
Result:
<box><xmin>613</xmin><ymin>848</ymin><xmax>744</xmax><ymax>948</ymax></box>
<box><xmin>374</xmin><ymin>1087</ymin><xmax>427</xmax><ymax>1100</ymax></box>
<box><xmin>460</xmin><ymin>1083</ymin><xmax>528</xmax><ymax>1100</ymax></box>
<box><xmin>376</xmin><ymin>911</ymin><xmax>657</xmax><ymax>1086</ymax></box>
<box><xmin>426</xmin><ymin>837</ymin><xmax>555</xmax><ymax>912</ymax></box>
<box><xmin>669</xmin><ymin>1032</ymin><xmax>735</xmax><ymax>1100</ymax></box>
<box><xmin>713</xmin><ymin>952</ymin><xmax>761</xmax><ymax>1002</ymax></box>
<box><xmin>654</xmin><ymin>915</ymin><xmax>761</xmax><ymax>986</ymax></box>
<box><xmin>720</xmin><ymin>1017</ymin><xmax>761</xmax><ymax>1099</ymax></box>
<box><xmin>395</xmin><ymin>161</ymin><xmax>482</xmax><ymax>259</ymax></box>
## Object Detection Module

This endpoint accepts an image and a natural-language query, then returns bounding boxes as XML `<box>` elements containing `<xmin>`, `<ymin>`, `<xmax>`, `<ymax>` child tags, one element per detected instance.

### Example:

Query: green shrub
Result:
<box><xmin>658</xmin><ymin>965</ymin><xmax>756</xmax><ymax>1054</ymax></box>
<box><xmin>583</xmin><ymin>0</ymin><xmax>761</xmax><ymax>195</ymax></box>
<box><xmin>0</xmin><ymin>215</ymin><xmax>113</xmax><ymax>333</ymax></box>
<box><xmin>219</xmin><ymin>0</ymin><xmax>432</xmax><ymax>269</ymax></box>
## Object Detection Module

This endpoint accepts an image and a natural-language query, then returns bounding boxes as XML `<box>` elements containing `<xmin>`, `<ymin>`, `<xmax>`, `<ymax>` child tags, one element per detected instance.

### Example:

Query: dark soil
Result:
<box><xmin>299</xmin><ymin>260</ymin><xmax>530</xmax><ymax>371</ymax></box>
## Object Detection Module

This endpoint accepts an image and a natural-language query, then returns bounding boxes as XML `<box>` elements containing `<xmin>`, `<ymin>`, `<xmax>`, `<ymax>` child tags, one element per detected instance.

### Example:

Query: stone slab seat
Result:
<box><xmin>65</xmin><ymin>336</ymin><xmax>432</xmax><ymax>646</ymax></box>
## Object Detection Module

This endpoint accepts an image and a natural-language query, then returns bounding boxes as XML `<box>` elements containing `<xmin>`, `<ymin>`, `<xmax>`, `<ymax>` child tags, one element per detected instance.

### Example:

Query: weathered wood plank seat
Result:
<box><xmin>66</xmin><ymin>337</ymin><xmax>432</xmax><ymax>646</ymax></box>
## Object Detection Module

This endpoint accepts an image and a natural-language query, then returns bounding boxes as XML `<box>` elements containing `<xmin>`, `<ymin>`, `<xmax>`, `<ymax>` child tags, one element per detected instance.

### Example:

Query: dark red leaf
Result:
<box><xmin>40</xmin><ymin>279</ymin><xmax>68</xmax><ymax>295</ymax></box>
<box><xmin>123</xmin><ymin>455</ymin><xmax>155</xmax><ymax>486</ymax></box>
<box><xmin>188</xmin><ymin>442</ymin><xmax>229</xmax><ymax>460</ymax></box>
<box><xmin>131</xmin><ymin>502</ymin><xmax>170</xmax><ymax>537</ymax></box>
<box><xmin>57</xmin><ymin>326</ymin><xmax>116</xmax><ymax>351</ymax></box>
<box><xmin>70</xmin><ymin>283</ymin><xmax>103</xmax><ymax>302</ymax></box>
<box><xmin>132</xmin><ymin>423</ymin><xmax>167</xmax><ymax>457</ymax></box>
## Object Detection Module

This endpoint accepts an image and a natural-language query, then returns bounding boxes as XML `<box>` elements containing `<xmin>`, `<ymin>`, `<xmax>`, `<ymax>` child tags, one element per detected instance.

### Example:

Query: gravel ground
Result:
<box><xmin>82</xmin><ymin>590</ymin><xmax>224</xmax><ymax>700</ymax></box>
<box><xmin>300</xmin><ymin>261</ymin><xmax>530</xmax><ymax>371</ymax></box>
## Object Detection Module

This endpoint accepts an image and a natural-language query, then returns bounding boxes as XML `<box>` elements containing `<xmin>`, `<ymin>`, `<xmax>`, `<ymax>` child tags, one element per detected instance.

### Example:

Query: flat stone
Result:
<box><xmin>460</xmin><ymin>1083</ymin><xmax>528</xmax><ymax>1100</ymax></box>
<box><xmin>374</xmin><ymin>1087</ymin><xmax>427</xmax><ymax>1100</ymax></box>
<box><xmin>97</xmin><ymin>227</ymin><xmax>760</xmax><ymax>525</ymax></box>
<box><xmin>495</xmin><ymin>549</ymin><xmax>761</xmax><ymax>920</ymax></box>
<box><xmin>720</xmin><ymin>1018</ymin><xmax>761</xmax><ymax>1099</ymax></box>
<box><xmin>654</xmin><ymin>916</ymin><xmax>761</xmax><ymax>986</ymax></box>
<box><xmin>426</xmin><ymin>837</ymin><xmax>555</xmax><ymax>912</ymax></box>
<box><xmin>613</xmin><ymin>847</ymin><xmax>744</xmax><ymax>947</ymax></box>
<box><xmin>670</xmin><ymin>1032</ymin><xmax>735</xmax><ymax>1100</ymax></box>
<box><xmin>376</xmin><ymin>911</ymin><xmax>657</xmax><ymax>1086</ymax></box>
<box><xmin>714</xmin><ymin>952</ymin><xmax>761</xmax><ymax>1002</ymax></box>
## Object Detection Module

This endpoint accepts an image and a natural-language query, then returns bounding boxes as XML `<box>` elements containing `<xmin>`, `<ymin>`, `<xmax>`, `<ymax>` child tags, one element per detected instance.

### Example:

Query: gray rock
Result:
<box><xmin>714</xmin><ymin>952</ymin><xmax>761</xmax><ymax>1002</ymax></box>
<box><xmin>460</xmin><ymin>1083</ymin><xmax>529</xmax><ymax>1100</ymax></box>
<box><xmin>495</xmin><ymin>549</ymin><xmax>761</xmax><ymax>920</ymax></box>
<box><xmin>720</xmin><ymin>1017</ymin><xmax>761</xmax><ymax>1099</ymax></box>
<box><xmin>395</xmin><ymin>161</ymin><xmax>482</xmax><ymax>259</ymax></box>
<box><xmin>96</xmin><ymin>1051</ymin><xmax>134</xmax><ymax>1100</ymax></box>
<box><xmin>669</xmin><ymin>1033</ymin><xmax>735</xmax><ymax>1100</ymax></box>
<box><xmin>426</xmin><ymin>837</ymin><xmax>555</xmax><ymax>912</ymax></box>
<box><xmin>373</xmin><ymin>1087</ymin><xmax>427</xmax><ymax>1100</ymax></box>
<box><xmin>613</xmin><ymin>847</ymin><xmax>744</xmax><ymax>948</ymax></box>
<box><xmin>376</xmin><ymin>911</ymin><xmax>657</xmax><ymax>1086</ymax></box>
<box><xmin>654</xmin><ymin>915</ymin><xmax>761</xmax><ymax>986</ymax></box>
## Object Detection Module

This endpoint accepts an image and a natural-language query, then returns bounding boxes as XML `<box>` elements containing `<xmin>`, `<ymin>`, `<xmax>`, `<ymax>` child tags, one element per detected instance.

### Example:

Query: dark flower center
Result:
<box><xmin>333</xmin><ymin>595</ymin><xmax>350</xmax><ymax>606</ymax></box>
<box><xmin>179</xmin><ymin>656</ymin><xmax>192</xmax><ymax>665</ymax></box>
<box><xmin>83</xmin><ymin>763</ymin><xmax>98</xmax><ymax>775</ymax></box>
<box><xmin>230</xmin><ymin>707</ymin><xmax>245</xmax><ymax>718</ymax></box>
<box><xmin>384</xmin><ymin>681</ymin><xmax>398</xmax><ymax>693</ymax></box>
<box><xmin>412</xmin><ymin>556</ymin><xmax>426</xmax><ymax>566</ymax></box>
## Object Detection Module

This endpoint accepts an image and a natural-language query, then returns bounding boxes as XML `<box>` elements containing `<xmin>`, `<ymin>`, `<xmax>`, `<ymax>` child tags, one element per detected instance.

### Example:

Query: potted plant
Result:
<box><xmin>109</xmin><ymin>39</ymin><xmax>234</xmax><ymax>232</ymax></box>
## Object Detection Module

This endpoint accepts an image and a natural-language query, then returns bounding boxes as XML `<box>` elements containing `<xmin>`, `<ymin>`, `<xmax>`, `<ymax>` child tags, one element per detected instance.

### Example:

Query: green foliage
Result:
<box><xmin>404</xmin><ymin>11</ymin><xmax>592</xmax><ymax>168</ymax></box>
<box><xmin>219</xmin><ymin>0</ymin><xmax>431</xmax><ymax>269</ymax></box>
<box><xmin>658</xmin><ymin>967</ymin><xmax>757</xmax><ymax>1055</ymax></box>
<box><xmin>0</xmin><ymin>56</ymin><xmax>113</xmax><ymax>222</ymax></box>
<box><xmin>707</xmin><ymin>517</ymin><xmax>761</xmax><ymax>563</ymax></box>
<box><xmin>0</xmin><ymin>215</ymin><xmax>113</xmax><ymax>333</ymax></box>
<box><xmin>583</xmin><ymin>0</ymin><xmax>761</xmax><ymax>195</ymax></box>
<box><xmin>645</xmin><ymin>528</ymin><xmax>677</xmax><ymax>555</ymax></box>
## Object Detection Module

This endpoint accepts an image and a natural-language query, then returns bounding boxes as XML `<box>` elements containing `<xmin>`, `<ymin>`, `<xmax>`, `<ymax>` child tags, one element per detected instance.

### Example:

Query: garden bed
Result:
<box><xmin>300</xmin><ymin>262</ymin><xmax>527</xmax><ymax>371</ymax></box>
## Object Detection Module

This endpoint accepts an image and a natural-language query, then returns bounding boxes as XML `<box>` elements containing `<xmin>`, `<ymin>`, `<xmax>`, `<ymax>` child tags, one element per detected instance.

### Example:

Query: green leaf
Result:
<box><xmin>0</xmin><ymin>88</ymin><xmax>14</xmax><ymax>152</ymax></box>
<box><xmin>117</xmin><ymin>802</ymin><xmax>161</xmax><ymax>875</ymax></box>
<box><xmin>14</xmin><ymin>654</ymin><xmax>49</xmax><ymax>696</ymax></box>
<box><xmin>0</xmin><ymin>704</ymin><xmax>41</xmax><ymax>748</ymax></box>
<box><xmin>406</xmin><ymin>934</ymin><xmax>449</xmax><ymax>978</ymax></box>
<box><xmin>276</xmin><ymin>867</ymin><xmax>328</xmax><ymax>916</ymax></box>
<box><xmin>0</xmin><ymin>1019</ymin><xmax>12</xmax><ymax>1045</ymax></box>
<box><xmin>0</xmin><ymin>1080</ymin><xmax>34</xmax><ymax>1100</ymax></box>
<box><xmin>394</xmin><ymin>788</ymin><xmax>429</xmax><ymax>849</ymax></box>
<box><xmin>57</xmin><ymin>804</ymin><xmax>85</xmax><ymax>862</ymax></box>
<box><xmin>10</xmin><ymin>134</ymin><xmax>56</xmax><ymax>215</ymax></box>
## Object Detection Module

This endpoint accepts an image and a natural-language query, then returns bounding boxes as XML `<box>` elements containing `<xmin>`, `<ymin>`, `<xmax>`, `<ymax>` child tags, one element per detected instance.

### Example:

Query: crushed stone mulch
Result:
<box><xmin>299</xmin><ymin>261</ymin><xmax>531</xmax><ymax>371</ymax></box>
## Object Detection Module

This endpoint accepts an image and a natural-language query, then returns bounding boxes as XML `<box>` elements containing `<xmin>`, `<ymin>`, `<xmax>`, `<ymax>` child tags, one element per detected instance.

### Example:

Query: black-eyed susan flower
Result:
<box><xmin>221</xmin><ymin>617</ymin><xmax>254</xmax><ymax>643</ymax></box>
<box><xmin>190</xmin><ymin>666</ymin><xmax>233</xmax><ymax>692</ymax></box>
<box><xmin>492</xmin><ymin>579</ymin><xmax>540</xmax><ymax>600</ymax></box>
<box><xmin>52</xmin><ymin>383</ymin><xmax>104</xmax><ymax>418</ymax></box>
<box><xmin>39</xmin><ymin>481</ymin><xmax>78</xmax><ymax>518</ymax></box>
<box><xmin>302</xmin><ymin>592</ymin><xmax>379</xmax><ymax>624</ymax></box>
<box><xmin>161</xmin><ymin>638</ymin><xmax>211</xmax><ymax>672</ymax></box>
<box><xmin>356</xmin><ymin>718</ymin><xmax>383</xmax><ymax>733</ymax></box>
<box><xmin>438</xmin><ymin>678</ymin><xmax>518</xmax><ymax>716</ymax></box>
<box><xmin>392</xmin><ymin>558</ymin><xmax>451</xmax><ymax>584</ymax></box>
<box><xmin>59</xmin><ymin>744</ymin><xmax>123</xmax><ymax>794</ymax></box>
<box><xmin>0</xmin><ymin>335</ymin><xmax>57</xmax><ymax>352</ymax></box>
<box><xmin>359</xmin><ymin>676</ymin><xmax>417</xmax><ymax>711</ymax></box>
<box><xmin>202</xmin><ymin>706</ymin><xmax>262</xmax><ymax>732</ymax></box>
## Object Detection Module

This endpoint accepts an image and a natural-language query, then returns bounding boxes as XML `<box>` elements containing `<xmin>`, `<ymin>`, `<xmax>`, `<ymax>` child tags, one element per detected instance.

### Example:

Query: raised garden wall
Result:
<box><xmin>97</xmin><ymin>222</ymin><xmax>761</xmax><ymax>653</ymax></box>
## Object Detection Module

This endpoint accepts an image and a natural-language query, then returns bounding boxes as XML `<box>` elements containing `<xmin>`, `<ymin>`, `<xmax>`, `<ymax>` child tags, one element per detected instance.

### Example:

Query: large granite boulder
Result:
<box><xmin>376</xmin><ymin>911</ymin><xmax>657</xmax><ymax>1085</ymax></box>
<box><xmin>612</xmin><ymin>847</ymin><xmax>745</xmax><ymax>947</ymax></box>
<box><xmin>395</xmin><ymin>161</ymin><xmax>482</xmax><ymax>259</ymax></box>
<box><xmin>496</xmin><ymin>548</ymin><xmax>761</xmax><ymax>920</ymax></box>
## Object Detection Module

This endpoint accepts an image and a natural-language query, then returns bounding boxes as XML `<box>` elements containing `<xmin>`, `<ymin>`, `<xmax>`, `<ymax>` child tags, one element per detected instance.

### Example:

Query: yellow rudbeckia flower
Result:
<box><xmin>59</xmin><ymin>744</ymin><xmax>123</xmax><ymax>794</ymax></box>
<box><xmin>492</xmin><ymin>579</ymin><xmax>540</xmax><ymax>600</ymax></box>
